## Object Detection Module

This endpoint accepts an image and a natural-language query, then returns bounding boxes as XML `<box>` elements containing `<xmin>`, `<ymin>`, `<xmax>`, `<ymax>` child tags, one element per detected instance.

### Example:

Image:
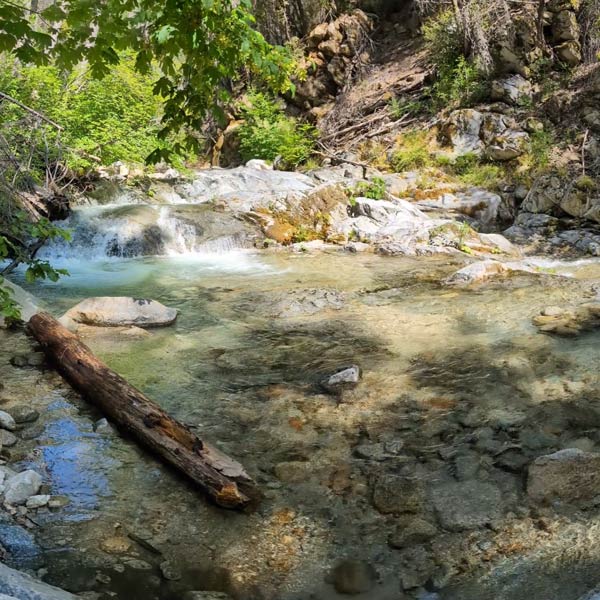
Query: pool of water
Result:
<box><xmin>4</xmin><ymin>249</ymin><xmax>600</xmax><ymax>600</ymax></box>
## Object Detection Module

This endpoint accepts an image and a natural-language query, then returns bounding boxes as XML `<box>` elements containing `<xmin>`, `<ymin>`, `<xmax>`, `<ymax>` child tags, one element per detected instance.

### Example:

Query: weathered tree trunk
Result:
<box><xmin>28</xmin><ymin>312</ymin><xmax>258</xmax><ymax>509</ymax></box>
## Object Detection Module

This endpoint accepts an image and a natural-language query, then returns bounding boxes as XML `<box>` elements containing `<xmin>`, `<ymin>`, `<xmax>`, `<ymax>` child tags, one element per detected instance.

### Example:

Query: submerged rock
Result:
<box><xmin>6</xmin><ymin>406</ymin><xmax>39</xmax><ymax>425</ymax></box>
<box><xmin>331</xmin><ymin>560</ymin><xmax>376</xmax><ymax>595</ymax></box>
<box><xmin>430</xmin><ymin>480</ymin><xmax>504</xmax><ymax>531</ymax></box>
<box><xmin>61</xmin><ymin>297</ymin><xmax>178</xmax><ymax>328</ymax></box>
<box><xmin>533</xmin><ymin>302</ymin><xmax>600</xmax><ymax>336</ymax></box>
<box><xmin>527</xmin><ymin>448</ymin><xmax>600</xmax><ymax>505</ymax></box>
<box><xmin>372</xmin><ymin>475</ymin><xmax>425</xmax><ymax>514</ymax></box>
<box><xmin>388</xmin><ymin>516</ymin><xmax>438</xmax><ymax>549</ymax></box>
<box><xmin>267</xmin><ymin>288</ymin><xmax>344</xmax><ymax>318</ymax></box>
<box><xmin>0</xmin><ymin>412</ymin><xmax>16</xmax><ymax>432</ymax></box>
<box><xmin>443</xmin><ymin>259</ymin><xmax>537</xmax><ymax>286</ymax></box>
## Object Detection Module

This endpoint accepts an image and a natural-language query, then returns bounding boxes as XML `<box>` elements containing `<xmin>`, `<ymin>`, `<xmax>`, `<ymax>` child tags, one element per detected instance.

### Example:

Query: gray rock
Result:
<box><xmin>388</xmin><ymin>516</ymin><xmax>438</xmax><ymax>549</ymax></box>
<box><xmin>25</xmin><ymin>495</ymin><xmax>50</xmax><ymax>509</ymax></box>
<box><xmin>320</xmin><ymin>365</ymin><xmax>361</xmax><ymax>394</ymax></box>
<box><xmin>0</xmin><ymin>412</ymin><xmax>16</xmax><ymax>432</ymax></box>
<box><xmin>527</xmin><ymin>448</ymin><xmax>600</xmax><ymax>505</ymax></box>
<box><xmin>490</xmin><ymin>74</ymin><xmax>533</xmax><ymax>105</ymax></box>
<box><xmin>268</xmin><ymin>288</ymin><xmax>344</xmax><ymax>318</ymax></box>
<box><xmin>331</xmin><ymin>560</ymin><xmax>376</xmax><ymax>595</ymax></box>
<box><xmin>6</xmin><ymin>406</ymin><xmax>39</xmax><ymax>424</ymax></box>
<box><xmin>0</xmin><ymin>562</ymin><xmax>76</xmax><ymax>599</ymax></box>
<box><xmin>397</xmin><ymin>546</ymin><xmax>435</xmax><ymax>590</ymax></box>
<box><xmin>372</xmin><ymin>475</ymin><xmax>425</xmax><ymax>514</ymax></box>
<box><xmin>4</xmin><ymin>470</ymin><xmax>42</xmax><ymax>505</ymax></box>
<box><xmin>0</xmin><ymin>431</ymin><xmax>17</xmax><ymax>448</ymax></box>
<box><xmin>430</xmin><ymin>480</ymin><xmax>504</xmax><ymax>531</ymax></box>
<box><xmin>60</xmin><ymin>297</ymin><xmax>177</xmax><ymax>328</ymax></box>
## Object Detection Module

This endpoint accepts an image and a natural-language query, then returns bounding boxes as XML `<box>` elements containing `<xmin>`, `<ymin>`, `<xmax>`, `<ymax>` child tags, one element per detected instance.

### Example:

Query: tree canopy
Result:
<box><xmin>0</xmin><ymin>0</ymin><xmax>297</xmax><ymax>160</ymax></box>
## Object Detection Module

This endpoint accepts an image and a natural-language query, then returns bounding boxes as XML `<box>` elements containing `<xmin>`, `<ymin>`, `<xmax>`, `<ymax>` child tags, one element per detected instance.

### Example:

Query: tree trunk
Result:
<box><xmin>27</xmin><ymin>312</ymin><xmax>258</xmax><ymax>510</ymax></box>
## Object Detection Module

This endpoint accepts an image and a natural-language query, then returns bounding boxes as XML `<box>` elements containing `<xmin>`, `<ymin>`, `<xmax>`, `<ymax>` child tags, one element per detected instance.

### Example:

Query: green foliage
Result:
<box><xmin>529</xmin><ymin>129</ymin><xmax>554</xmax><ymax>170</ymax></box>
<box><xmin>0</xmin><ymin>0</ymin><xmax>297</xmax><ymax>161</ymax></box>
<box><xmin>0</xmin><ymin>211</ymin><xmax>70</xmax><ymax>321</ymax></box>
<box><xmin>351</xmin><ymin>177</ymin><xmax>387</xmax><ymax>200</ymax></box>
<box><xmin>237</xmin><ymin>91</ymin><xmax>317</xmax><ymax>168</ymax></box>
<box><xmin>0</xmin><ymin>55</ymin><xmax>188</xmax><ymax>171</ymax></box>
<box><xmin>389</xmin><ymin>97</ymin><xmax>422</xmax><ymax>120</ymax></box>
<box><xmin>442</xmin><ymin>152</ymin><xmax>503</xmax><ymax>187</ymax></box>
<box><xmin>422</xmin><ymin>10</ymin><xmax>486</xmax><ymax>108</ymax></box>
<box><xmin>390</xmin><ymin>131</ymin><xmax>432</xmax><ymax>172</ymax></box>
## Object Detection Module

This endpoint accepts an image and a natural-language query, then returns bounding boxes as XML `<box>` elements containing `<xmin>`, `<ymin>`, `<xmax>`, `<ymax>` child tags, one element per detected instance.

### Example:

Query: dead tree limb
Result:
<box><xmin>27</xmin><ymin>312</ymin><xmax>259</xmax><ymax>510</ymax></box>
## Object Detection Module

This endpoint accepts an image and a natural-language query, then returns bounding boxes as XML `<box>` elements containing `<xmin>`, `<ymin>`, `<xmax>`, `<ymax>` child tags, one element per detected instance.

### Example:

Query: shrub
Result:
<box><xmin>352</xmin><ymin>176</ymin><xmax>387</xmax><ymax>200</ymax></box>
<box><xmin>237</xmin><ymin>91</ymin><xmax>317</xmax><ymax>169</ymax></box>
<box><xmin>422</xmin><ymin>10</ymin><xmax>487</xmax><ymax>108</ymax></box>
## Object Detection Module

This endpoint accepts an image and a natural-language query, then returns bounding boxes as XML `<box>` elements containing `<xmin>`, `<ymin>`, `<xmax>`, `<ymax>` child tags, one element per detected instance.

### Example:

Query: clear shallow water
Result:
<box><xmin>4</xmin><ymin>250</ymin><xmax>600</xmax><ymax>600</ymax></box>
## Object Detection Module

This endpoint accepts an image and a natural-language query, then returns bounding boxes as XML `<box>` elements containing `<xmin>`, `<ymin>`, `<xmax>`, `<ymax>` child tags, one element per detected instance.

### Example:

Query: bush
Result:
<box><xmin>422</xmin><ymin>10</ymin><xmax>486</xmax><ymax>108</ymax></box>
<box><xmin>237</xmin><ymin>91</ymin><xmax>317</xmax><ymax>168</ymax></box>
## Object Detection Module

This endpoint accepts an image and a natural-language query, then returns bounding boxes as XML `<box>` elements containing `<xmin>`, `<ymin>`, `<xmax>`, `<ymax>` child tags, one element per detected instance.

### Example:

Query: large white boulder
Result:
<box><xmin>4</xmin><ymin>470</ymin><xmax>42</xmax><ymax>505</ymax></box>
<box><xmin>60</xmin><ymin>297</ymin><xmax>177</xmax><ymax>328</ymax></box>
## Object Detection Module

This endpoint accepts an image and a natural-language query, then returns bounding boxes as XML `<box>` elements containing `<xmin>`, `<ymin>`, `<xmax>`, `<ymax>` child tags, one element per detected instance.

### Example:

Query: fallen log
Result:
<box><xmin>28</xmin><ymin>312</ymin><xmax>258</xmax><ymax>509</ymax></box>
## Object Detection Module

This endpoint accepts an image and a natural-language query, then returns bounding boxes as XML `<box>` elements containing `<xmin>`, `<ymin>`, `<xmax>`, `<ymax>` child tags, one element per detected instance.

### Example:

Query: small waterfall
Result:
<box><xmin>156</xmin><ymin>207</ymin><xmax>198</xmax><ymax>255</ymax></box>
<box><xmin>41</xmin><ymin>204</ymin><xmax>252</xmax><ymax>261</ymax></box>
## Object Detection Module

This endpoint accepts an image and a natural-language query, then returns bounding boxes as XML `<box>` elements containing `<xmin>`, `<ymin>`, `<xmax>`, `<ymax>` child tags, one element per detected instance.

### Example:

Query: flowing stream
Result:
<box><xmin>3</xmin><ymin>175</ymin><xmax>600</xmax><ymax>600</ymax></box>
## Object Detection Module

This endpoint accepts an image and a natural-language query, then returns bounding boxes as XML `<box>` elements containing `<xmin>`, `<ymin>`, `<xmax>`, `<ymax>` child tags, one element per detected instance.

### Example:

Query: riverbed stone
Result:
<box><xmin>4</xmin><ymin>470</ymin><xmax>42</xmax><ymax>505</ymax></box>
<box><xmin>61</xmin><ymin>297</ymin><xmax>178</xmax><ymax>328</ymax></box>
<box><xmin>430</xmin><ymin>480</ymin><xmax>504</xmax><ymax>531</ymax></box>
<box><xmin>99</xmin><ymin>536</ymin><xmax>132</xmax><ymax>554</ymax></box>
<box><xmin>320</xmin><ymin>365</ymin><xmax>361</xmax><ymax>394</ymax></box>
<box><xmin>25</xmin><ymin>495</ymin><xmax>50</xmax><ymax>509</ymax></box>
<box><xmin>6</xmin><ymin>406</ymin><xmax>39</xmax><ymax>425</ymax></box>
<box><xmin>0</xmin><ymin>431</ymin><xmax>17</xmax><ymax>448</ymax></box>
<box><xmin>331</xmin><ymin>559</ymin><xmax>376</xmax><ymax>595</ymax></box>
<box><xmin>388</xmin><ymin>516</ymin><xmax>438</xmax><ymax>549</ymax></box>
<box><xmin>527</xmin><ymin>448</ymin><xmax>600</xmax><ymax>505</ymax></box>
<box><xmin>0</xmin><ymin>412</ymin><xmax>16</xmax><ymax>432</ymax></box>
<box><xmin>372</xmin><ymin>475</ymin><xmax>425</xmax><ymax>514</ymax></box>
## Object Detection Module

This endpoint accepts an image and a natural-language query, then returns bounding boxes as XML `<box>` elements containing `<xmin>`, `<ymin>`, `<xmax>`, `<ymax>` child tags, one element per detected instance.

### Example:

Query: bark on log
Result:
<box><xmin>27</xmin><ymin>312</ymin><xmax>258</xmax><ymax>509</ymax></box>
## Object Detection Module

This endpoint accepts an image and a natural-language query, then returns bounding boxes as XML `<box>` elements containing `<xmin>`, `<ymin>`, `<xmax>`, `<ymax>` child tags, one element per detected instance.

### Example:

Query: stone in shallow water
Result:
<box><xmin>4</xmin><ymin>470</ymin><xmax>42</xmax><ymax>505</ymax></box>
<box><xmin>99</xmin><ymin>536</ymin><xmax>131</xmax><ymax>555</ymax></box>
<box><xmin>0</xmin><ymin>412</ymin><xmax>16</xmax><ymax>432</ymax></box>
<box><xmin>61</xmin><ymin>296</ymin><xmax>178</xmax><ymax>328</ymax></box>
<box><xmin>430</xmin><ymin>480</ymin><xmax>504</xmax><ymax>531</ymax></box>
<box><xmin>320</xmin><ymin>365</ymin><xmax>361</xmax><ymax>394</ymax></box>
<box><xmin>388</xmin><ymin>516</ymin><xmax>438</xmax><ymax>549</ymax></box>
<box><xmin>527</xmin><ymin>448</ymin><xmax>600</xmax><ymax>505</ymax></box>
<box><xmin>25</xmin><ymin>495</ymin><xmax>50</xmax><ymax>509</ymax></box>
<box><xmin>331</xmin><ymin>560</ymin><xmax>376</xmax><ymax>595</ymax></box>
<box><xmin>0</xmin><ymin>431</ymin><xmax>17</xmax><ymax>448</ymax></box>
<box><xmin>6</xmin><ymin>405</ymin><xmax>39</xmax><ymax>424</ymax></box>
<box><xmin>372</xmin><ymin>474</ymin><xmax>425</xmax><ymax>514</ymax></box>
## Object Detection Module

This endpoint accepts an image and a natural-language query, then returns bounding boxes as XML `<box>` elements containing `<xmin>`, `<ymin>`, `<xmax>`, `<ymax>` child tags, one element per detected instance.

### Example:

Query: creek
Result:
<box><xmin>2</xmin><ymin>168</ymin><xmax>600</xmax><ymax>600</ymax></box>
